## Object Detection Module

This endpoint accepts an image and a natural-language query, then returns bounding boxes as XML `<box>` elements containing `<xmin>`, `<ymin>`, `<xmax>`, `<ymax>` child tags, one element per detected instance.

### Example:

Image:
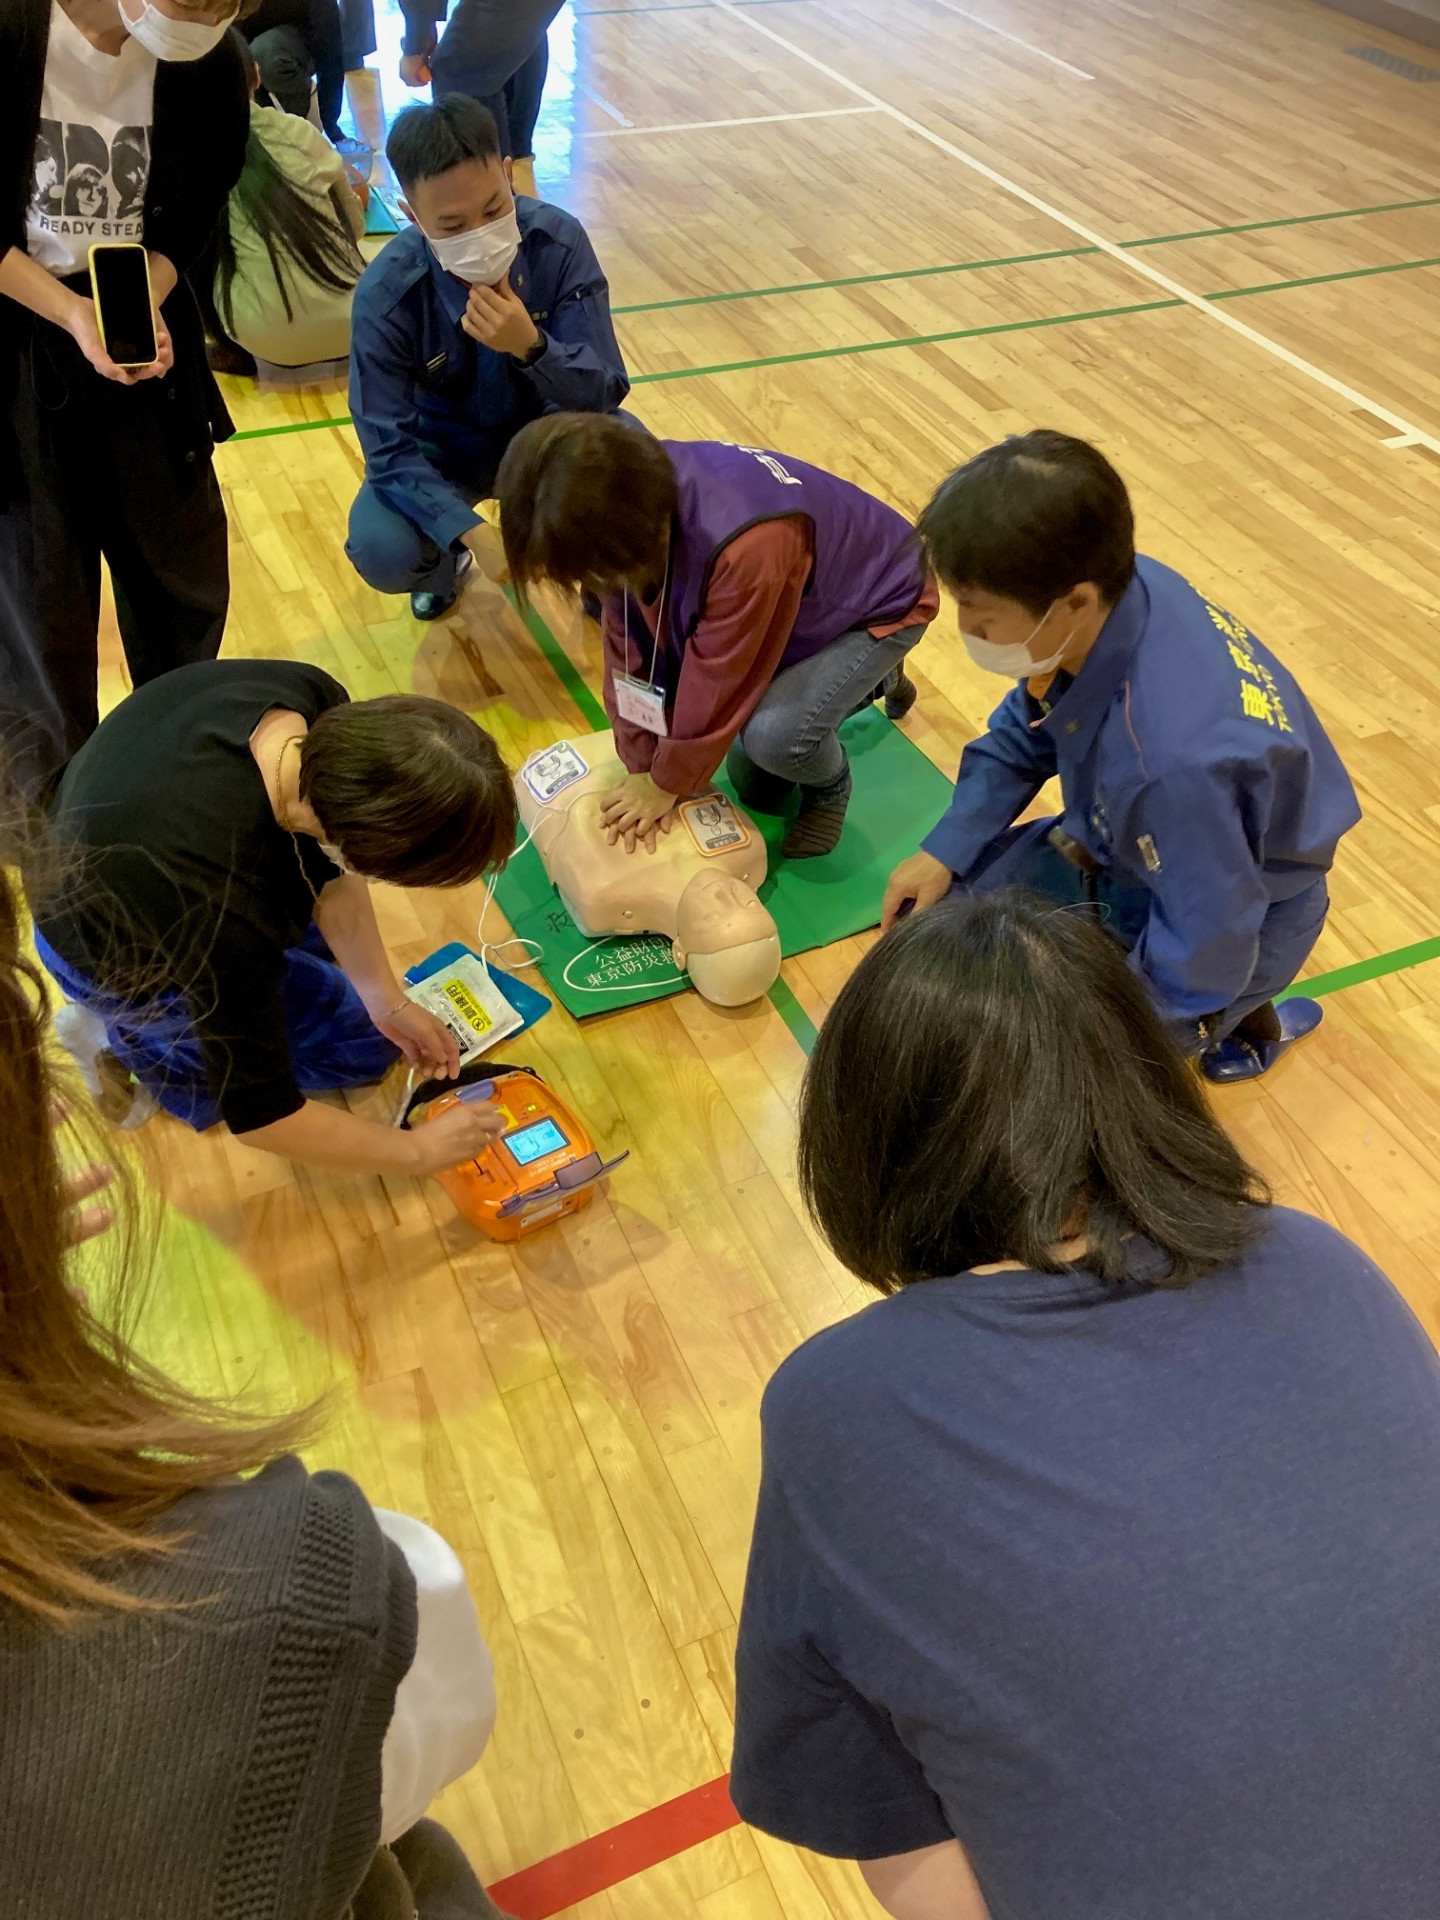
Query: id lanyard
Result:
<box><xmin>613</xmin><ymin>544</ymin><xmax>674</xmax><ymax>738</ymax></box>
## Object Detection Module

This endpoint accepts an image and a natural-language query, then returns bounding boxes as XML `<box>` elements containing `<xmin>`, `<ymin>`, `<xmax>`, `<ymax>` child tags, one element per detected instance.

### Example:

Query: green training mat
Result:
<box><xmin>492</xmin><ymin>706</ymin><xmax>954</xmax><ymax>1017</ymax></box>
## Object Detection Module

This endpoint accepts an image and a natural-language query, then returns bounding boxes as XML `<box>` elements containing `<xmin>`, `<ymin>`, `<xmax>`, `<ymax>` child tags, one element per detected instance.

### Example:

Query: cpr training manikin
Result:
<box><xmin>515</xmin><ymin>732</ymin><xmax>781</xmax><ymax>1007</ymax></box>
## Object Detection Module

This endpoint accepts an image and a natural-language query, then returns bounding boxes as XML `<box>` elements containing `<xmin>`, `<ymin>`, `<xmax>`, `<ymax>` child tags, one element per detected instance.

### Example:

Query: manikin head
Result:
<box><xmin>671</xmin><ymin>872</ymin><xmax>780</xmax><ymax>1007</ymax></box>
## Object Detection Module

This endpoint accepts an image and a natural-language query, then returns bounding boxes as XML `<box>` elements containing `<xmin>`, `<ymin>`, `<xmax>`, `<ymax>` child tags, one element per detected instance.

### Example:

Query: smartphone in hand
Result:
<box><xmin>88</xmin><ymin>242</ymin><xmax>158</xmax><ymax>368</ymax></box>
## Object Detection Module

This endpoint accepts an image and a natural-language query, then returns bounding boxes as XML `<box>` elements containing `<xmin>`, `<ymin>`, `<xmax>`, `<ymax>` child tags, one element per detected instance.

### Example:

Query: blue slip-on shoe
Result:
<box><xmin>1199</xmin><ymin>995</ymin><xmax>1323</xmax><ymax>1083</ymax></box>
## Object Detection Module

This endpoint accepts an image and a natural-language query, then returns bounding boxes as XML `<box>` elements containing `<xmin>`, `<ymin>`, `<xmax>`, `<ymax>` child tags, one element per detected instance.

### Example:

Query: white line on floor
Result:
<box><xmin>925</xmin><ymin>0</ymin><xmax>1095</xmax><ymax>80</ymax></box>
<box><xmin>575</xmin><ymin>80</ymin><xmax>635</xmax><ymax>125</ymax></box>
<box><xmin>585</xmin><ymin>103</ymin><xmax>882</xmax><ymax>135</ymax></box>
<box><xmin>706</xmin><ymin>0</ymin><xmax>1440</xmax><ymax>456</ymax></box>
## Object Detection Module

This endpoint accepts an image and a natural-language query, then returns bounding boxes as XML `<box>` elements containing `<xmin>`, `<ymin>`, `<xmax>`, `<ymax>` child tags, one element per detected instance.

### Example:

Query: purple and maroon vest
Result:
<box><xmin>653</xmin><ymin>441</ymin><xmax>926</xmax><ymax>678</ymax></box>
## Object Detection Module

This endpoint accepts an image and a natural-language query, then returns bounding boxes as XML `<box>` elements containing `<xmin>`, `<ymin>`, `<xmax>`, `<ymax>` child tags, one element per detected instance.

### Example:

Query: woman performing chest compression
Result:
<box><xmin>35</xmin><ymin>657</ymin><xmax>516</xmax><ymax>1177</ymax></box>
<box><xmin>496</xmin><ymin>413</ymin><xmax>938</xmax><ymax>859</ymax></box>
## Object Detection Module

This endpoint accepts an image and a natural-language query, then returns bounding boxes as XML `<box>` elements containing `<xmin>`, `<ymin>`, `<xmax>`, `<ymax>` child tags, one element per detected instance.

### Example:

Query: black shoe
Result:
<box><xmin>726</xmin><ymin>738</ymin><xmax>797</xmax><ymax>814</ymax></box>
<box><xmin>410</xmin><ymin>547</ymin><xmax>473</xmax><ymax>621</ymax></box>
<box><xmin>782</xmin><ymin>763</ymin><xmax>852</xmax><ymax>859</ymax></box>
<box><xmin>884</xmin><ymin>668</ymin><xmax>919</xmax><ymax>720</ymax></box>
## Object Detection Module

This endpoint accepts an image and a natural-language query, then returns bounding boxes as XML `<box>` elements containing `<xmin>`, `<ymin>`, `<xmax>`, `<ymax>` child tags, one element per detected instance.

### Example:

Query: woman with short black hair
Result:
<box><xmin>732</xmin><ymin>892</ymin><xmax>1440</xmax><ymax>1920</ymax></box>
<box><xmin>33</xmin><ymin>656</ymin><xmax>517</xmax><ymax>1176</ymax></box>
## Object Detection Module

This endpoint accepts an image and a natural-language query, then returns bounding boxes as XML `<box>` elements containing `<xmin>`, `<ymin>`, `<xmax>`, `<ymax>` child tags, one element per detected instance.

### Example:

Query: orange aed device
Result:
<box><xmin>411</xmin><ymin>1065</ymin><xmax>627</xmax><ymax>1242</ymax></box>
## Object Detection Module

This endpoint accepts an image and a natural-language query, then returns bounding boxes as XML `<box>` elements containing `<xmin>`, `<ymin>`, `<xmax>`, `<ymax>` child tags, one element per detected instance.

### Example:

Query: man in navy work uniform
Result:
<box><xmin>345</xmin><ymin>95</ymin><xmax>630</xmax><ymax>621</ymax></box>
<box><xmin>882</xmin><ymin>431</ymin><xmax>1360</xmax><ymax>1081</ymax></box>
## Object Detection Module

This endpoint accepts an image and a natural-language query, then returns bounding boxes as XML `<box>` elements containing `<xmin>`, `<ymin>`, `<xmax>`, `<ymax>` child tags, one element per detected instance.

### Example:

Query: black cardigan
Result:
<box><xmin>0</xmin><ymin>0</ymin><xmax>250</xmax><ymax>498</ymax></box>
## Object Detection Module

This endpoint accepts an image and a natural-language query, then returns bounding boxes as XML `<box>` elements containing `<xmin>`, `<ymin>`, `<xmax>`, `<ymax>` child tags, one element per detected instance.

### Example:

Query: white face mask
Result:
<box><xmin>962</xmin><ymin>601</ymin><xmax>1076</xmax><ymax>679</ymax></box>
<box><xmin>427</xmin><ymin>209</ymin><xmax>521</xmax><ymax>287</ymax></box>
<box><xmin>120</xmin><ymin>0</ymin><xmax>230</xmax><ymax>61</ymax></box>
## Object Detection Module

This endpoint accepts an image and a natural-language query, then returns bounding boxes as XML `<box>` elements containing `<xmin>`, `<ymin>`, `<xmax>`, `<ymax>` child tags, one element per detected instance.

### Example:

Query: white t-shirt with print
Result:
<box><xmin>26</xmin><ymin>1</ymin><xmax>156</xmax><ymax>276</ymax></box>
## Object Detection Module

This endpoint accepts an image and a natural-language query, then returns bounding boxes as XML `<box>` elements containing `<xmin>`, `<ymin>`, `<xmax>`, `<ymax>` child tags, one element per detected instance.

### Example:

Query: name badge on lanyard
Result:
<box><xmin>614</xmin><ymin>565</ymin><xmax>672</xmax><ymax>738</ymax></box>
<box><xmin>613</xmin><ymin>675</ymin><xmax>669</xmax><ymax>736</ymax></box>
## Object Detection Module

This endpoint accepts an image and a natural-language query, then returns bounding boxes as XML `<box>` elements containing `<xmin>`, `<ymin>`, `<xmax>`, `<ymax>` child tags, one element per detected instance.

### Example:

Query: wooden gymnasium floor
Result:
<box><xmin>96</xmin><ymin>0</ymin><xmax>1440</xmax><ymax>1912</ymax></box>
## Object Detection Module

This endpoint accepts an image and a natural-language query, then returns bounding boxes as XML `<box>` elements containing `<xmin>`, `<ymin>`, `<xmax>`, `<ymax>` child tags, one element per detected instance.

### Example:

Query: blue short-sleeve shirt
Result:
<box><xmin>731</xmin><ymin>1208</ymin><xmax>1440</xmax><ymax>1920</ymax></box>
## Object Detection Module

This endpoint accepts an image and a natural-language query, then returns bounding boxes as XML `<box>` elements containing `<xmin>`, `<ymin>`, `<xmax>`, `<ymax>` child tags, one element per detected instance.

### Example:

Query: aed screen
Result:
<box><xmin>504</xmin><ymin>1116</ymin><xmax>568</xmax><ymax>1165</ymax></box>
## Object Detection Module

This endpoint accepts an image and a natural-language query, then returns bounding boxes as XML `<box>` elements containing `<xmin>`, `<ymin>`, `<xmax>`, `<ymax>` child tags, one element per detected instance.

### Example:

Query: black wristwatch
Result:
<box><xmin>518</xmin><ymin>328</ymin><xmax>547</xmax><ymax>367</ymax></box>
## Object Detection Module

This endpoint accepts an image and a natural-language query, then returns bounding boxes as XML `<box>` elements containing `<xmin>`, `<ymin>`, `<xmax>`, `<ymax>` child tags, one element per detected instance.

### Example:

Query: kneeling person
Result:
<box><xmin>346</xmin><ymin>96</ymin><xmax>631</xmax><ymax>621</ymax></box>
<box><xmin>883</xmin><ymin>431</ymin><xmax>1360</xmax><ymax>1079</ymax></box>
<box><xmin>497</xmin><ymin>416</ymin><xmax>937</xmax><ymax>859</ymax></box>
<box><xmin>37</xmin><ymin>658</ymin><xmax>516</xmax><ymax>1177</ymax></box>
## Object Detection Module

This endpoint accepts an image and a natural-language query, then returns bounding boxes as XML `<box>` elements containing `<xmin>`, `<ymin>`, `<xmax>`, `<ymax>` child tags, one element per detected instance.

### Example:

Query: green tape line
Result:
<box><xmin>225</xmin><ymin>246</ymin><xmax>1440</xmax><ymax>440</ymax></box>
<box><xmin>613</xmin><ymin>195</ymin><xmax>1440</xmax><ymax>317</ymax></box>
<box><xmin>613</xmin><ymin>245</ymin><xmax>1098</xmax><ymax>314</ymax></box>
<box><xmin>766</xmin><ymin>975</ymin><xmax>820</xmax><ymax>1053</ymax></box>
<box><xmin>501</xmin><ymin>585</ymin><xmax>609</xmax><ymax>731</ymax></box>
<box><xmin>1283</xmin><ymin>935</ymin><xmax>1440</xmax><ymax>1002</ymax></box>
<box><xmin>632</xmin><ymin>295</ymin><xmax>1184</xmax><ymax>383</ymax></box>
<box><xmin>1210</xmin><ymin>253</ymin><xmax>1440</xmax><ymax>301</ymax></box>
<box><xmin>1124</xmin><ymin>193</ymin><xmax>1440</xmax><ymax>248</ymax></box>
<box><xmin>229</xmin><ymin>414</ymin><xmax>353</xmax><ymax>440</ymax></box>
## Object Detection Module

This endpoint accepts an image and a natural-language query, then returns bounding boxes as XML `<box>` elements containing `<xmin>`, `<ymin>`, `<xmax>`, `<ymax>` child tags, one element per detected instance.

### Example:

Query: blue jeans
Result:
<box><xmin>740</xmin><ymin>621</ymin><xmax>928</xmax><ymax>789</ymax></box>
<box><xmin>957</xmin><ymin>817</ymin><xmax>1330</xmax><ymax>1045</ymax></box>
<box><xmin>35</xmin><ymin>926</ymin><xmax>398</xmax><ymax>1131</ymax></box>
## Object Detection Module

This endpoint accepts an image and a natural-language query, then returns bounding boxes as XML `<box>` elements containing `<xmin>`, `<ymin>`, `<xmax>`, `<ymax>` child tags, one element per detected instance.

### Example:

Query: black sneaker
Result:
<box><xmin>726</xmin><ymin>738</ymin><xmax>798</xmax><ymax>814</ymax></box>
<box><xmin>411</xmin><ymin>547</ymin><xmax>473</xmax><ymax>621</ymax></box>
<box><xmin>782</xmin><ymin>763</ymin><xmax>852</xmax><ymax>859</ymax></box>
<box><xmin>884</xmin><ymin>668</ymin><xmax>919</xmax><ymax>720</ymax></box>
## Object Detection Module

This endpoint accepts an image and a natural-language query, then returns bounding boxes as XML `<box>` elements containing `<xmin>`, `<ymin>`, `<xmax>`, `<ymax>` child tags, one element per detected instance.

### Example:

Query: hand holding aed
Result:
<box><xmin>881</xmin><ymin>849</ymin><xmax>954</xmax><ymax>932</ymax></box>
<box><xmin>373</xmin><ymin>997</ymin><xmax>462</xmax><ymax>1080</ymax></box>
<box><xmin>408</xmin><ymin>1102</ymin><xmax>506</xmax><ymax>1176</ymax></box>
<box><xmin>599</xmin><ymin>771</ymin><xmax>678</xmax><ymax>853</ymax></box>
<box><xmin>461</xmin><ymin>273</ymin><xmax>540</xmax><ymax>360</ymax></box>
<box><xmin>399</xmin><ymin>51</ymin><xmax>432</xmax><ymax>86</ymax></box>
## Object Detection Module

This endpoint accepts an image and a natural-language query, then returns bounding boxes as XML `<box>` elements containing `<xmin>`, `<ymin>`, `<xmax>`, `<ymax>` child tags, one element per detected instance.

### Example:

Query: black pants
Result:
<box><xmin>0</xmin><ymin>314</ymin><xmax>229</xmax><ymax>797</ymax></box>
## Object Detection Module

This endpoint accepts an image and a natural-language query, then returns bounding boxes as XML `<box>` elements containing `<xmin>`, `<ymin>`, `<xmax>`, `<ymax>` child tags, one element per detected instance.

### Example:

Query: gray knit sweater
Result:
<box><xmin>0</xmin><ymin>1456</ymin><xmax>417</xmax><ymax>1920</ymax></box>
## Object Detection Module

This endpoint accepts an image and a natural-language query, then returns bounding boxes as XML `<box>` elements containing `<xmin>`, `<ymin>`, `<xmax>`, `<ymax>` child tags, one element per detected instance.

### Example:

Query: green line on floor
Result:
<box><xmin>613</xmin><ymin>193</ymin><xmax>1440</xmax><ymax>316</ymax></box>
<box><xmin>612</xmin><ymin>245</ymin><xmax>1098</xmax><ymax>314</ymax></box>
<box><xmin>767</xmin><ymin>974</ymin><xmax>820</xmax><ymax>1052</ymax></box>
<box><xmin>1210</xmin><ymin>253</ymin><xmax>1440</xmax><ymax>300</ymax></box>
<box><xmin>226</xmin><ymin>244</ymin><xmax>1440</xmax><ymax>438</ymax></box>
<box><xmin>1283</xmin><ymin>934</ymin><xmax>1440</xmax><ymax>1002</ymax></box>
<box><xmin>502</xmin><ymin>586</ymin><xmax>610</xmax><ymax>731</ymax></box>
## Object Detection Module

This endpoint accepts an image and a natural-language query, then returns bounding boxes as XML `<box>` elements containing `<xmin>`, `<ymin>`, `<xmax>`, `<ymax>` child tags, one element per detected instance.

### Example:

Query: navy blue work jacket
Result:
<box><xmin>348</xmin><ymin>196</ymin><xmax>630</xmax><ymax>550</ymax></box>
<box><xmin>923</xmin><ymin>556</ymin><xmax>1361</xmax><ymax>1024</ymax></box>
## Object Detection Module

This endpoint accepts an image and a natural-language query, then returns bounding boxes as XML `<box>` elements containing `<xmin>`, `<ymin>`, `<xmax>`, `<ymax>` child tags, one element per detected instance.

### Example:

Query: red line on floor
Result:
<box><xmin>487</xmin><ymin>1775</ymin><xmax>741</xmax><ymax>1918</ymax></box>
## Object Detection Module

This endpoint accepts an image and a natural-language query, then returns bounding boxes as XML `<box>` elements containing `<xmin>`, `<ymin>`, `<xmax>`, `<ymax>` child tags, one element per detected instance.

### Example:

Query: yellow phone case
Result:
<box><xmin>88</xmin><ymin>242</ymin><xmax>156</xmax><ymax>368</ymax></box>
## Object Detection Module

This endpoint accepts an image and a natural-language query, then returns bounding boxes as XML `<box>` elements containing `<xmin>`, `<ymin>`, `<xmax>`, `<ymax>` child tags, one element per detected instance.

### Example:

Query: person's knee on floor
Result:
<box><xmin>495</xmin><ymin>418</ymin><xmax>935</xmax><ymax>867</ymax></box>
<box><xmin>347</xmin><ymin>489</ymin><xmax>453</xmax><ymax>597</ymax></box>
<box><xmin>735</xmin><ymin>705</ymin><xmax>852</xmax><ymax>860</ymax></box>
<box><xmin>879</xmin><ymin>431</ymin><xmax>1358</xmax><ymax>1086</ymax></box>
<box><xmin>348</xmin><ymin>96</ymin><xmax>631</xmax><ymax>622</ymax></box>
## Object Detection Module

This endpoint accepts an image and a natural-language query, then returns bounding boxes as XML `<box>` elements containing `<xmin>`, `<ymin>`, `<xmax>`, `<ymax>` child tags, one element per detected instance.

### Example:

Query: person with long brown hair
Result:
<box><xmin>2</xmin><ymin>857</ymin><xmax>509</xmax><ymax>1915</ymax></box>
